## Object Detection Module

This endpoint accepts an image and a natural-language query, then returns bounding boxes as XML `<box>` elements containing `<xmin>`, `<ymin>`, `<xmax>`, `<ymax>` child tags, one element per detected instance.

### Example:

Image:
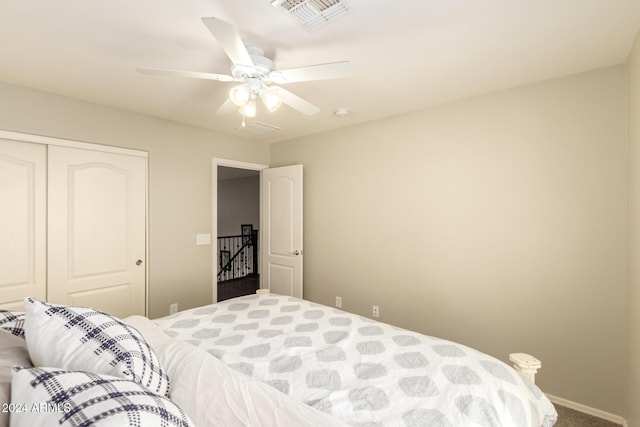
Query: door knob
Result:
<box><xmin>136</xmin><ymin>259</ymin><xmax>143</xmax><ymax>266</ymax></box>
<box><xmin>291</xmin><ymin>250</ymin><xmax>302</xmax><ymax>256</ymax></box>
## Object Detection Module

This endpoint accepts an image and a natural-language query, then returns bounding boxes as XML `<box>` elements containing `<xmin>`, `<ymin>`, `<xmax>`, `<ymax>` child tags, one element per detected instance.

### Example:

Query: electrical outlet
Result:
<box><xmin>169</xmin><ymin>303</ymin><xmax>178</xmax><ymax>315</ymax></box>
<box><xmin>372</xmin><ymin>305</ymin><xmax>379</xmax><ymax>318</ymax></box>
<box><xmin>335</xmin><ymin>296</ymin><xmax>342</xmax><ymax>308</ymax></box>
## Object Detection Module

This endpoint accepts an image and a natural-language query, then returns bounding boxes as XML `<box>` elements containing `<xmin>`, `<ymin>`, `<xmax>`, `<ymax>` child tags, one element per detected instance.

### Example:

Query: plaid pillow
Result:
<box><xmin>0</xmin><ymin>310</ymin><xmax>25</xmax><ymax>339</ymax></box>
<box><xmin>10</xmin><ymin>367</ymin><xmax>193</xmax><ymax>427</ymax></box>
<box><xmin>24</xmin><ymin>298</ymin><xmax>170</xmax><ymax>397</ymax></box>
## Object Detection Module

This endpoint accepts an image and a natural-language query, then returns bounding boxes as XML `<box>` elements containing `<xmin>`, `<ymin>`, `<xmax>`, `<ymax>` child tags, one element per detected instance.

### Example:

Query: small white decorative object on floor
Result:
<box><xmin>256</xmin><ymin>288</ymin><xmax>270</xmax><ymax>294</ymax></box>
<box><xmin>509</xmin><ymin>353</ymin><xmax>542</xmax><ymax>383</ymax></box>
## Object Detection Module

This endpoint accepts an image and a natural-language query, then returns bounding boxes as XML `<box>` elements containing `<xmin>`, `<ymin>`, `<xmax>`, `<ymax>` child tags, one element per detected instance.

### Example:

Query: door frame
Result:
<box><xmin>0</xmin><ymin>130</ymin><xmax>147</xmax><ymax>157</ymax></box>
<box><xmin>211</xmin><ymin>158</ymin><xmax>268</xmax><ymax>303</ymax></box>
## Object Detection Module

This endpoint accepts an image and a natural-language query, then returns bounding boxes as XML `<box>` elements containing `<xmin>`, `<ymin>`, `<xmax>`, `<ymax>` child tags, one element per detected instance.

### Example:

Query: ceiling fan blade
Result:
<box><xmin>269</xmin><ymin>61</ymin><xmax>353</xmax><ymax>84</ymax></box>
<box><xmin>202</xmin><ymin>17</ymin><xmax>254</xmax><ymax>67</ymax></box>
<box><xmin>273</xmin><ymin>87</ymin><xmax>321</xmax><ymax>116</ymax></box>
<box><xmin>137</xmin><ymin>66</ymin><xmax>236</xmax><ymax>82</ymax></box>
<box><xmin>216</xmin><ymin>98</ymin><xmax>238</xmax><ymax>115</ymax></box>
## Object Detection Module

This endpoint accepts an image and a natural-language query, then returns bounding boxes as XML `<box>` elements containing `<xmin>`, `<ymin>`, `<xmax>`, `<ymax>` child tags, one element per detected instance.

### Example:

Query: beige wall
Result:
<box><xmin>628</xmin><ymin>29</ymin><xmax>640</xmax><ymax>427</ymax></box>
<box><xmin>271</xmin><ymin>66</ymin><xmax>628</xmax><ymax>414</ymax></box>
<box><xmin>218</xmin><ymin>175</ymin><xmax>260</xmax><ymax>237</ymax></box>
<box><xmin>0</xmin><ymin>82</ymin><xmax>269</xmax><ymax>319</ymax></box>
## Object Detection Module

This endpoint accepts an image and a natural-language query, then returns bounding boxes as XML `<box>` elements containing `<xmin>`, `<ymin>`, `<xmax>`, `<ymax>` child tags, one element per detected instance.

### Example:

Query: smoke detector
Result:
<box><xmin>270</xmin><ymin>0</ymin><xmax>356</xmax><ymax>32</ymax></box>
<box><xmin>334</xmin><ymin>108</ymin><xmax>350</xmax><ymax>117</ymax></box>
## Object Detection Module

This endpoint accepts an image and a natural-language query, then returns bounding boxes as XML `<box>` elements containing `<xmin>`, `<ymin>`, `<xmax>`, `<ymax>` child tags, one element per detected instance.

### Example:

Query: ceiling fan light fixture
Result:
<box><xmin>229</xmin><ymin>84</ymin><xmax>251</xmax><ymax>106</ymax></box>
<box><xmin>240</xmin><ymin>98</ymin><xmax>257</xmax><ymax>117</ymax></box>
<box><xmin>260</xmin><ymin>88</ymin><xmax>282</xmax><ymax>112</ymax></box>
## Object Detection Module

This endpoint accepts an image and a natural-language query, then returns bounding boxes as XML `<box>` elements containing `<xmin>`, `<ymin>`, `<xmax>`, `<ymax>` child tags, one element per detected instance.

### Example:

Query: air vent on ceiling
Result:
<box><xmin>235</xmin><ymin>121</ymin><xmax>281</xmax><ymax>135</ymax></box>
<box><xmin>271</xmin><ymin>0</ymin><xmax>356</xmax><ymax>32</ymax></box>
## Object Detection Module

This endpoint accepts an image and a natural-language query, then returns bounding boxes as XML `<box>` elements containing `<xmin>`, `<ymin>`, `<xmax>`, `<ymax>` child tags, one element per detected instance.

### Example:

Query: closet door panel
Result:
<box><xmin>48</xmin><ymin>146</ymin><xmax>146</xmax><ymax>318</ymax></box>
<box><xmin>0</xmin><ymin>139</ymin><xmax>46</xmax><ymax>307</ymax></box>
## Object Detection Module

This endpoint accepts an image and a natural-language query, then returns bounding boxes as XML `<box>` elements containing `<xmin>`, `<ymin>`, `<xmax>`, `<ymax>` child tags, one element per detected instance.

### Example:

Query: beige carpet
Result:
<box><xmin>554</xmin><ymin>404</ymin><xmax>621</xmax><ymax>427</ymax></box>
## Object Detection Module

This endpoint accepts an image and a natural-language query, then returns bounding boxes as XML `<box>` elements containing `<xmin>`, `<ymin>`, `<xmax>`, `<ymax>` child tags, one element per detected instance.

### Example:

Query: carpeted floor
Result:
<box><xmin>554</xmin><ymin>404</ymin><xmax>621</xmax><ymax>427</ymax></box>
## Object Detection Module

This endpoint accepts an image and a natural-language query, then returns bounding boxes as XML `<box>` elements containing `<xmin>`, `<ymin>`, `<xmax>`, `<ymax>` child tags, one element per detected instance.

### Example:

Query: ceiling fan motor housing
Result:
<box><xmin>231</xmin><ymin>46</ymin><xmax>275</xmax><ymax>81</ymax></box>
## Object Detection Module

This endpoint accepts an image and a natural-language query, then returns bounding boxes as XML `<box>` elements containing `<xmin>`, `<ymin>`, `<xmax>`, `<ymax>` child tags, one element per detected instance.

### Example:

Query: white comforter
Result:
<box><xmin>126</xmin><ymin>315</ymin><xmax>347</xmax><ymax>427</ymax></box>
<box><xmin>152</xmin><ymin>294</ymin><xmax>557</xmax><ymax>427</ymax></box>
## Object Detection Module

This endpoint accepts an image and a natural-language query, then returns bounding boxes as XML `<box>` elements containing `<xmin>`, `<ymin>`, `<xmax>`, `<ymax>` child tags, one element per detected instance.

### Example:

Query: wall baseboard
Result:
<box><xmin>546</xmin><ymin>394</ymin><xmax>627</xmax><ymax>426</ymax></box>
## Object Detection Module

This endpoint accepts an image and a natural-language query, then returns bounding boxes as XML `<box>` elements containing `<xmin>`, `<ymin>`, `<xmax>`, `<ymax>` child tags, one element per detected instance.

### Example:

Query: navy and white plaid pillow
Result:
<box><xmin>0</xmin><ymin>310</ymin><xmax>25</xmax><ymax>339</ymax></box>
<box><xmin>10</xmin><ymin>367</ymin><xmax>193</xmax><ymax>427</ymax></box>
<box><xmin>24</xmin><ymin>298</ymin><xmax>170</xmax><ymax>397</ymax></box>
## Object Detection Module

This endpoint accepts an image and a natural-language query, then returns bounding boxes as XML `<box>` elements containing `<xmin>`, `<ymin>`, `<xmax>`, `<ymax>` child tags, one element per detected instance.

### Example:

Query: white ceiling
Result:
<box><xmin>1</xmin><ymin>0</ymin><xmax>639</xmax><ymax>143</ymax></box>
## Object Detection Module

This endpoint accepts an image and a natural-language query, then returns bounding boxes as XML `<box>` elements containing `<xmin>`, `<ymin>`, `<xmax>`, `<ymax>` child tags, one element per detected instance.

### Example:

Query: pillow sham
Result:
<box><xmin>23</xmin><ymin>298</ymin><xmax>169</xmax><ymax>397</ymax></box>
<box><xmin>10</xmin><ymin>367</ymin><xmax>193</xmax><ymax>427</ymax></box>
<box><xmin>0</xmin><ymin>332</ymin><xmax>32</xmax><ymax>427</ymax></box>
<box><xmin>0</xmin><ymin>310</ymin><xmax>25</xmax><ymax>339</ymax></box>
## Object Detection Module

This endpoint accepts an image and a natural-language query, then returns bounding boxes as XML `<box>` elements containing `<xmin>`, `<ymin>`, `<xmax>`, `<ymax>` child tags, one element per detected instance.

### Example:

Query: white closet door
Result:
<box><xmin>0</xmin><ymin>139</ymin><xmax>46</xmax><ymax>310</ymax></box>
<box><xmin>47</xmin><ymin>146</ymin><xmax>146</xmax><ymax>317</ymax></box>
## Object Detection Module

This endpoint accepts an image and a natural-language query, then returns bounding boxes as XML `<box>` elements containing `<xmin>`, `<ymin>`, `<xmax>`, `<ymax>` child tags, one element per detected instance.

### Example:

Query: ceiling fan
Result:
<box><xmin>138</xmin><ymin>17</ymin><xmax>353</xmax><ymax>122</ymax></box>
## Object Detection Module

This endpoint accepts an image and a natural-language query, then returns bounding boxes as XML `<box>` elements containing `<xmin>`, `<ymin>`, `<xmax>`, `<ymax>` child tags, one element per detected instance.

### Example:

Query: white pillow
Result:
<box><xmin>10</xmin><ymin>367</ymin><xmax>192</xmax><ymax>427</ymax></box>
<box><xmin>0</xmin><ymin>332</ymin><xmax>31</xmax><ymax>427</ymax></box>
<box><xmin>23</xmin><ymin>298</ymin><xmax>170</xmax><ymax>397</ymax></box>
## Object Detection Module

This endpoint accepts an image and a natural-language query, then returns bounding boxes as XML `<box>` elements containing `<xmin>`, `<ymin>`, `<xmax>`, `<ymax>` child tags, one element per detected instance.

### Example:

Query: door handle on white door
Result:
<box><xmin>291</xmin><ymin>250</ymin><xmax>302</xmax><ymax>256</ymax></box>
<box><xmin>136</xmin><ymin>259</ymin><xmax>143</xmax><ymax>266</ymax></box>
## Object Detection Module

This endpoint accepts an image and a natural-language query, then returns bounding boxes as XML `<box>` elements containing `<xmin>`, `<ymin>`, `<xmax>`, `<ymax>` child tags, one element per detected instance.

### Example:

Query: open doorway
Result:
<box><xmin>217</xmin><ymin>166</ymin><xmax>260</xmax><ymax>301</ymax></box>
<box><xmin>212</xmin><ymin>158</ymin><xmax>267</xmax><ymax>303</ymax></box>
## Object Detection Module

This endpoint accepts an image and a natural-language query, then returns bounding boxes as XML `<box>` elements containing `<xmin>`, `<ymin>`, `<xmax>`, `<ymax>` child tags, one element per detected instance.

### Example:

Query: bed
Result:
<box><xmin>0</xmin><ymin>294</ymin><xmax>557</xmax><ymax>427</ymax></box>
<box><xmin>151</xmin><ymin>292</ymin><xmax>557</xmax><ymax>426</ymax></box>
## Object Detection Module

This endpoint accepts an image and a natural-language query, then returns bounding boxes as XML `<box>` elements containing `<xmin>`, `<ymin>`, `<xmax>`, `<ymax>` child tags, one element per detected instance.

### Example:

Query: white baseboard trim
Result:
<box><xmin>546</xmin><ymin>394</ymin><xmax>627</xmax><ymax>427</ymax></box>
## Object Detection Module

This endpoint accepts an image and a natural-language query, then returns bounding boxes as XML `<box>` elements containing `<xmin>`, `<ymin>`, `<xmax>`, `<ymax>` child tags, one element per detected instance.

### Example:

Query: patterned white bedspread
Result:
<box><xmin>154</xmin><ymin>294</ymin><xmax>557</xmax><ymax>427</ymax></box>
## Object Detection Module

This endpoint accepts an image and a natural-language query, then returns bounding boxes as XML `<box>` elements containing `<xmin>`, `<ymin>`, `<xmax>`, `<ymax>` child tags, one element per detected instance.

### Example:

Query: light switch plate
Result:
<box><xmin>196</xmin><ymin>233</ymin><xmax>212</xmax><ymax>245</ymax></box>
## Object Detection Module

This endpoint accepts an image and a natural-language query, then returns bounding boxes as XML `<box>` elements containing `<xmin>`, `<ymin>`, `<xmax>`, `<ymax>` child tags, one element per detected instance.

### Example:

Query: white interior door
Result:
<box><xmin>0</xmin><ymin>139</ymin><xmax>46</xmax><ymax>310</ymax></box>
<box><xmin>260</xmin><ymin>165</ymin><xmax>303</xmax><ymax>298</ymax></box>
<box><xmin>47</xmin><ymin>146</ymin><xmax>146</xmax><ymax>318</ymax></box>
